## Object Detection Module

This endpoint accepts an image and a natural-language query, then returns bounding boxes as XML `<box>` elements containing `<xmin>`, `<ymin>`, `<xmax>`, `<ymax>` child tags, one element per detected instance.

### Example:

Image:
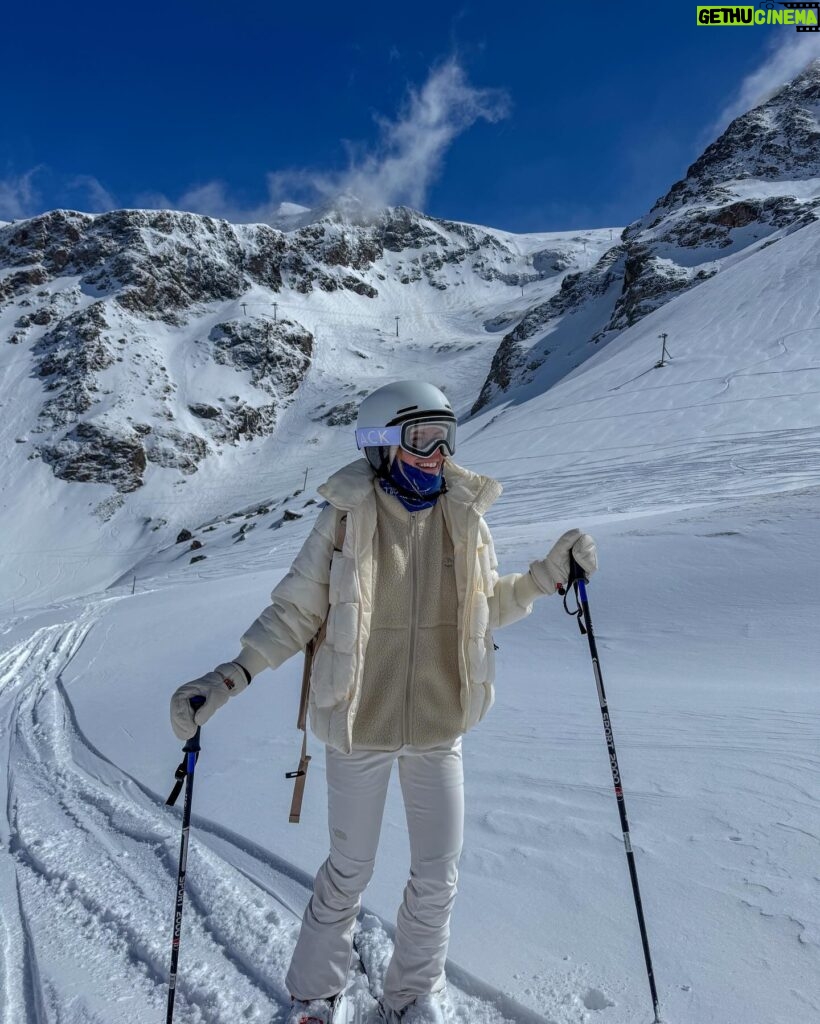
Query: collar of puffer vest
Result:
<box><xmin>317</xmin><ymin>458</ymin><xmax>503</xmax><ymax>516</ymax></box>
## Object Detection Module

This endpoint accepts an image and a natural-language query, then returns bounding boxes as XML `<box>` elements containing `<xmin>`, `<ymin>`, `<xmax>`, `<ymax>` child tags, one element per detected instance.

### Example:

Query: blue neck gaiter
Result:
<box><xmin>379</xmin><ymin>458</ymin><xmax>444</xmax><ymax>511</ymax></box>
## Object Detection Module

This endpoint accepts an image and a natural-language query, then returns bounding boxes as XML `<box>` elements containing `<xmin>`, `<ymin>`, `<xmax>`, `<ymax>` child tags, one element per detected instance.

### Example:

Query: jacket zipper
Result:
<box><xmin>404</xmin><ymin>513</ymin><xmax>420</xmax><ymax>746</ymax></box>
<box><xmin>337</xmin><ymin>503</ymin><xmax>361</xmax><ymax>754</ymax></box>
<box><xmin>459</xmin><ymin>514</ymin><xmax>480</xmax><ymax>730</ymax></box>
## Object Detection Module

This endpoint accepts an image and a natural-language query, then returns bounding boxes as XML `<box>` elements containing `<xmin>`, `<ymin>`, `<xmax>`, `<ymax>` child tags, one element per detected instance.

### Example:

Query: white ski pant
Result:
<box><xmin>285</xmin><ymin>739</ymin><xmax>464</xmax><ymax>1012</ymax></box>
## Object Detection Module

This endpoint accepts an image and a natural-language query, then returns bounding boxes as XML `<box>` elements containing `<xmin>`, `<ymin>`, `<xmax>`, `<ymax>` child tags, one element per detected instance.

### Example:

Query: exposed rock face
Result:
<box><xmin>607</xmin><ymin>250</ymin><xmax>695</xmax><ymax>332</ymax></box>
<box><xmin>474</xmin><ymin>59</ymin><xmax>820</xmax><ymax>413</ymax></box>
<box><xmin>645</xmin><ymin>62</ymin><xmax>820</xmax><ymax>219</ymax></box>
<box><xmin>143</xmin><ymin>427</ymin><xmax>211</xmax><ymax>473</ymax></box>
<box><xmin>39</xmin><ymin>423</ymin><xmax>147</xmax><ymax>492</ymax></box>
<box><xmin>0</xmin><ymin>206</ymin><xmax>373</xmax><ymax>314</ymax></box>
<box><xmin>317</xmin><ymin>400</ymin><xmax>359</xmax><ymax>426</ymax></box>
<box><xmin>473</xmin><ymin>246</ymin><xmax>626</xmax><ymax>412</ymax></box>
<box><xmin>0</xmin><ymin>209</ymin><xmax>242</xmax><ymax>320</ymax></box>
<box><xmin>33</xmin><ymin>302</ymin><xmax>117</xmax><ymax>430</ymax></box>
<box><xmin>0</xmin><ymin>209</ymin><xmax>324</xmax><ymax>490</ymax></box>
<box><xmin>380</xmin><ymin>208</ymin><xmax>535</xmax><ymax>288</ymax></box>
<box><xmin>279</xmin><ymin>204</ymin><xmax>532</xmax><ymax>292</ymax></box>
<box><xmin>531</xmin><ymin>248</ymin><xmax>576</xmax><ymax>276</ymax></box>
<box><xmin>0</xmin><ymin>194</ymin><xmax>546</xmax><ymax>493</ymax></box>
<box><xmin>210</xmin><ymin>317</ymin><xmax>311</xmax><ymax>395</ymax></box>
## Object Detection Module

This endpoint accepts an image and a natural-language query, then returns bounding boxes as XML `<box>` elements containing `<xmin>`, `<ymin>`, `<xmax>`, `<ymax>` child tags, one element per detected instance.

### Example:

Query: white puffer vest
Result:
<box><xmin>241</xmin><ymin>459</ymin><xmax>536</xmax><ymax>753</ymax></box>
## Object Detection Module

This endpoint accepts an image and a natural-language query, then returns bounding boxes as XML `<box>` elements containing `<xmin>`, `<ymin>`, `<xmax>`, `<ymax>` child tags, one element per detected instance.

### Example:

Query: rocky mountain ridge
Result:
<box><xmin>472</xmin><ymin>59</ymin><xmax>820</xmax><ymax>412</ymax></box>
<box><xmin>0</xmin><ymin>203</ymin><xmax>559</xmax><ymax>497</ymax></box>
<box><xmin>2</xmin><ymin>61</ymin><xmax>818</xmax><ymax>499</ymax></box>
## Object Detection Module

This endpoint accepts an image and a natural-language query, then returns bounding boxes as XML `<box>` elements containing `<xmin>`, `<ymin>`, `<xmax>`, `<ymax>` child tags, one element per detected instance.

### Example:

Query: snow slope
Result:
<box><xmin>465</xmin><ymin>216</ymin><xmax>820</xmax><ymax>520</ymax></box>
<box><xmin>0</xmin><ymin>197</ymin><xmax>818</xmax><ymax>1024</ymax></box>
<box><xmin>0</xmin><ymin>209</ymin><xmax>615</xmax><ymax>616</ymax></box>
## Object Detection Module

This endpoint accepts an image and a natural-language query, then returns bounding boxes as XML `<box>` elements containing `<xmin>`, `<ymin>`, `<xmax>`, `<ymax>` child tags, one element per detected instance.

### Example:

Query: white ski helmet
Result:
<box><xmin>355</xmin><ymin>380</ymin><xmax>456</xmax><ymax>475</ymax></box>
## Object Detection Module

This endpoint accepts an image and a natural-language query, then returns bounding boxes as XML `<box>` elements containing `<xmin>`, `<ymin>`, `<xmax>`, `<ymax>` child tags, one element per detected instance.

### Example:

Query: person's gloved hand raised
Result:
<box><xmin>529</xmin><ymin>529</ymin><xmax>598</xmax><ymax>595</ymax></box>
<box><xmin>169</xmin><ymin>662</ymin><xmax>250</xmax><ymax>741</ymax></box>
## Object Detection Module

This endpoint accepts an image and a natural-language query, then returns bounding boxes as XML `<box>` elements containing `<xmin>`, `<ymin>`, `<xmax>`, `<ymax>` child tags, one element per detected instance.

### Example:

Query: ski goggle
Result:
<box><xmin>355</xmin><ymin>417</ymin><xmax>456</xmax><ymax>457</ymax></box>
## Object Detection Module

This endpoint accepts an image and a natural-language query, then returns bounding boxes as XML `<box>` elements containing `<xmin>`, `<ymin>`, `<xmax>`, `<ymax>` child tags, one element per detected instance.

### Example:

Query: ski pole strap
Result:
<box><xmin>558</xmin><ymin>554</ymin><xmax>588</xmax><ymax>634</ymax></box>
<box><xmin>165</xmin><ymin>751</ymin><xmax>199</xmax><ymax>806</ymax></box>
<box><xmin>286</xmin><ymin>730</ymin><xmax>311</xmax><ymax>823</ymax></box>
<box><xmin>562</xmin><ymin>585</ymin><xmax>587</xmax><ymax>635</ymax></box>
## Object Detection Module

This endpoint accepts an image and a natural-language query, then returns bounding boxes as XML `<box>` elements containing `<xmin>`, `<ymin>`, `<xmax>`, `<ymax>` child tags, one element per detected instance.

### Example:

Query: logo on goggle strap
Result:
<box><xmin>359</xmin><ymin>428</ymin><xmax>390</xmax><ymax>445</ymax></box>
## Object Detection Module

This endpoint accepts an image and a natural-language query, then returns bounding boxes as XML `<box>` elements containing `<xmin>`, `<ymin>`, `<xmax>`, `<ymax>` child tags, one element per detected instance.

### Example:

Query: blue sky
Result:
<box><xmin>2</xmin><ymin>1</ymin><xmax>817</xmax><ymax>231</ymax></box>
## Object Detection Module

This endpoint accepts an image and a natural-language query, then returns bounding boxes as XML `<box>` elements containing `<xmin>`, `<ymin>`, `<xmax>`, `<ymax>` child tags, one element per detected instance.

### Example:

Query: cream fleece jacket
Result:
<box><xmin>352</xmin><ymin>485</ymin><xmax>461</xmax><ymax>750</ymax></box>
<box><xmin>237</xmin><ymin>459</ymin><xmax>549</xmax><ymax>753</ymax></box>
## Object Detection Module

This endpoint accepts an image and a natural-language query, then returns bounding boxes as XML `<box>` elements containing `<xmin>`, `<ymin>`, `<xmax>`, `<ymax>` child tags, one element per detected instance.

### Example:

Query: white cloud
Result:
<box><xmin>3</xmin><ymin>61</ymin><xmax>507</xmax><ymax>226</ymax></box>
<box><xmin>141</xmin><ymin>59</ymin><xmax>509</xmax><ymax>223</ymax></box>
<box><xmin>0</xmin><ymin>168</ymin><xmax>118</xmax><ymax>220</ymax></box>
<box><xmin>0</xmin><ymin>168</ymin><xmax>42</xmax><ymax>220</ymax></box>
<box><xmin>712</xmin><ymin>43</ymin><xmax>819</xmax><ymax>134</ymax></box>
<box><xmin>331</xmin><ymin>58</ymin><xmax>509</xmax><ymax>212</ymax></box>
<box><xmin>66</xmin><ymin>175</ymin><xmax>119</xmax><ymax>213</ymax></box>
<box><xmin>136</xmin><ymin>177</ymin><xmax>298</xmax><ymax>224</ymax></box>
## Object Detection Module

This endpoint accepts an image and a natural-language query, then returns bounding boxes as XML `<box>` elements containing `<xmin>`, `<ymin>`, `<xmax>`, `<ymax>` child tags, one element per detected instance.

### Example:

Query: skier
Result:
<box><xmin>170</xmin><ymin>380</ymin><xmax>597</xmax><ymax>1024</ymax></box>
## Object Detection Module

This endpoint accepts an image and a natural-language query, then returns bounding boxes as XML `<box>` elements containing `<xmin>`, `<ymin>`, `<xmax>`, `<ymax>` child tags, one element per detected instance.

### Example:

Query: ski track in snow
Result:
<box><xmin>491</xmin><ymin>426</ymin><xmax>820</xmax><ymax>523</ymax></box>
<box><xmin>0</xmin><ymin>608</ymin><xmax>303</xmax><ymax>1023</ymax></box>
<box><xmin>0</xmin><ymin>605</ymin><xmax>576</xmax><ymax>1024</ymax></box>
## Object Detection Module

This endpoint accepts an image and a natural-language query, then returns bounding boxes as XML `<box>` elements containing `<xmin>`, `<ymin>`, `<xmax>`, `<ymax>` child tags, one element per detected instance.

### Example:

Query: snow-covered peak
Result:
<box><xmin>272</xmin><ymin>192</ymin><xmax>387</xmax><ymax>230</ymax></box>
<box><xmin>305</xmin><ymin>192</ymin><xmax>376</xmax><ymax>225</ymax></box>
<box><xmin>2</xmin><ymin>61</ymin><xmax>819</xmax><ymax>611</ymax></box>
<box><xmin>266</xmin><ymin>200</ymin><xmax>312</xmax><ymax>231</ymax></box>
<box><xmin>643</xmin><ymin>58</ymin><xmax>820</xmax><ymax>222</ymax></box>
<box><xmin>472</xmin><ymin>60</ymin><xmax>820</xmax><ymax>413</ymax></box>
<box><xmin>0</xmin><ymin>193</ymin><xmax>609</xmax><ymax>611</ymax></box>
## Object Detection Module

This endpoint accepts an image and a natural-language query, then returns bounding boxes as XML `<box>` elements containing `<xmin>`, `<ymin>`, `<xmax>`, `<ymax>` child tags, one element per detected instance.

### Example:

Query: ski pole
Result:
<box><xmin>165</xmin><ymin>695</ymin><xmax>206</xmax><ymax>1024</ymax></box>
<box><xmin>560</xmin><ymin>559</ymin><xmax>662</xmax><ymax>1024</ymax></box>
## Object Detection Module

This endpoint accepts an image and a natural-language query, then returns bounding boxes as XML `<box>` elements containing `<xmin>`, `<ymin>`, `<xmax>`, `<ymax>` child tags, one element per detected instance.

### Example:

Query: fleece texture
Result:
<box><xmin>352</xmin><ymin>485</ymin><xmax>461</xmax><ymax>749</ymax></box>
<box><xmin>240</xmin><ymin>459</ymin><xmax>546</xmax><ymax>753</ymax></box>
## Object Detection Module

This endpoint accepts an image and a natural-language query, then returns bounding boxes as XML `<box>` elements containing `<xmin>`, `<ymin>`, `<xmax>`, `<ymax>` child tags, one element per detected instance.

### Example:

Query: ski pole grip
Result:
<box><xmin>556</xmin><ymin>553</ymin><xmax>589</xmax><ymax>596</ymax></box>
<box><xmin>184</xmin><ymin>695</ymin><xmax>206</xmax><ymax>753</ymax></box>
<box><xmin>567</xmin><ymin>553</ymin><xmax>589</xmax><ymax>586</ymax></box>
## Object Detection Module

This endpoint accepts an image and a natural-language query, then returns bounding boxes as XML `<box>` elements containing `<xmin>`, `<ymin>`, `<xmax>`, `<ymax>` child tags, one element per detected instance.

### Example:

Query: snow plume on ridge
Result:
<box><xmin>0</xmin><ymin>167</ymin><xmax>42</xmax><ymax>220</ymax></box>
<box><xmin>136</xmin><ymin>178</ymin><xmax>298</xmax><ymax>225</ymax></box>
<box><xmin>64</xmin><ymin>174</ymin><xmax>118</xmax><ymax>213</ymax></box>
<box><xmin>711</xmin><ymin>44</ymin><xmax>819</xmax><ymax>135</ymax></box>
<box><xmin>4</xmin><ymin>61</ymin><xmax>505</xmax><ymax>225</ymax></box>
<box><xmin>143</xmin><ymin>60</ymin><xmax>509</xmax><ymax>223</ymax></box>
<box><xmin>0</xmin><ymin>166</ymin><xmax>118</xmax><ymax>219</ymax></box>
<box><xmin>330</xmin><ymin>59</ymin><xmax>510</xmax><ymax>212</ymax></box>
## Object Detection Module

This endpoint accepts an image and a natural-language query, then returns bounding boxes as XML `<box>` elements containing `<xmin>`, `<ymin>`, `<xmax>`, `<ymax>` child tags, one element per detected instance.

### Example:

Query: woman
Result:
<box><xmin>170</xmin><ymin>380</ymin><xmax>597</xmax><ymax>1024</ymax></box>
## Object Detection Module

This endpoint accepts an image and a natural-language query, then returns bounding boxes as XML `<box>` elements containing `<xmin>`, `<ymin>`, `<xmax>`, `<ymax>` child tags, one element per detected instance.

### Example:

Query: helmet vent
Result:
<box><xmin>396</xmin><ymin>405</ymin><xmax>418</xmax><ymax>414</ymax></box>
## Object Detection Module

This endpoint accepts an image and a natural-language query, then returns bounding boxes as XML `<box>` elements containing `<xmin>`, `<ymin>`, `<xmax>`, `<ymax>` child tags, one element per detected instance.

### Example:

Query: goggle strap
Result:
<box><xmin>355</xmin><ymin>426</ymin><xmax>403</xmax><ymax>450</ymax></box>
<box><xmin>355</xmin><ymin>418</ymin><xmax>456</xmax><ymax>456</ymax></box>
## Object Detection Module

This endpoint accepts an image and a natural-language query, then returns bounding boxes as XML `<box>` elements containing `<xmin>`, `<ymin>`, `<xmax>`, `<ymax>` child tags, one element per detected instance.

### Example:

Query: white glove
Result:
<box><xmin>529</xmin><ymin>528</ymin><xmax>598</xmax><ymax>595</ymax></box>
<box><xmin>170</xmin><ymin>662</ymin><xmax>250</xmax><ymax>741</ymax></box>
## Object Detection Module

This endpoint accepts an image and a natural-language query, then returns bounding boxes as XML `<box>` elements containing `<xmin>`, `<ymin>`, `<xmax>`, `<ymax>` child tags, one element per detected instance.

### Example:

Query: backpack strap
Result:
<box><xmin>287</xmin><ymin>510</ymin><xmax>348</xmax><ymax>823</ymax></box>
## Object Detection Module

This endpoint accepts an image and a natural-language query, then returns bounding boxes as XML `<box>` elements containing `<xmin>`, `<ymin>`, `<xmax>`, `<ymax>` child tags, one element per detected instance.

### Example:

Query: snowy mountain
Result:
<box><xmin>472</xmin><ymin>58</ymin><xmax>820</xmax><ymax>412</ymax></box>
<box><xmin>0</xmin><ymin>195</ymin><xmax>615</xmax><ymax>609</ymax></box>
<box><xmin>0</xmin><ymin>203</ymin><xmax>601</xmax><ymax>501</ymax></box>
<box><xmin>0</xmin><ymin>60</ymin><xmax>819</xmax><ymax>1024</ymax></box>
